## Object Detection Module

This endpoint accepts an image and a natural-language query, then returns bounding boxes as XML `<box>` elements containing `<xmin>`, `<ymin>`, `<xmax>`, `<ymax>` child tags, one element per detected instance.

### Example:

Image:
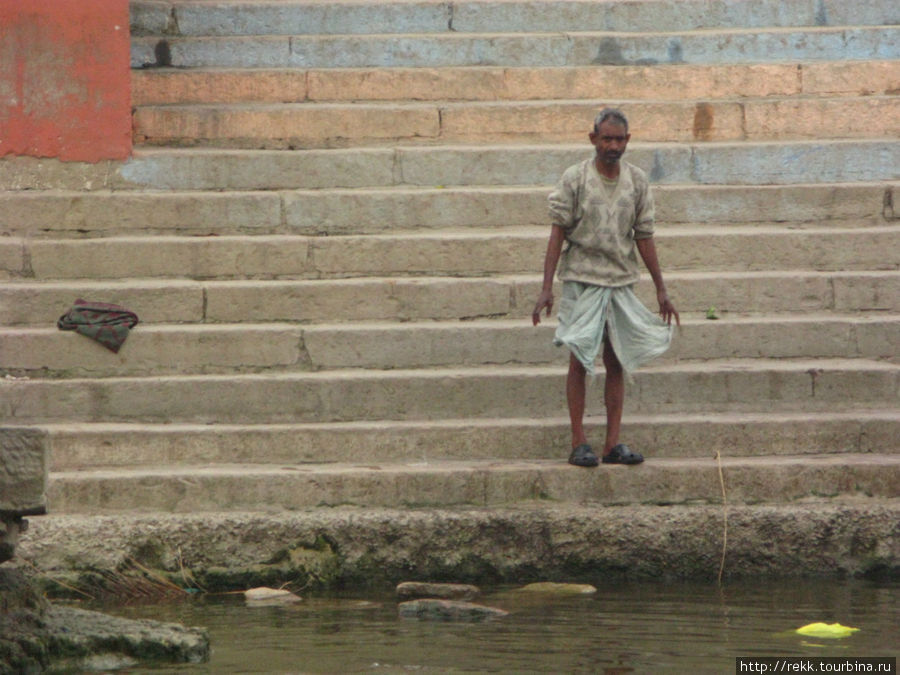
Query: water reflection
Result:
<box><xmin>82</xmin><ymin>579</ymin><xmax>898</xmax><ymax>673</ymax></box>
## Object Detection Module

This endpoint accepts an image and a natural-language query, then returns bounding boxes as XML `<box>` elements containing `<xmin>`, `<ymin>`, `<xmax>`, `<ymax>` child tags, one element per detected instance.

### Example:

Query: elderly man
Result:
<box><xmin>532</xmin><ymin>109</ymin><xmax>679</xmax><ymax>467</ymax></box>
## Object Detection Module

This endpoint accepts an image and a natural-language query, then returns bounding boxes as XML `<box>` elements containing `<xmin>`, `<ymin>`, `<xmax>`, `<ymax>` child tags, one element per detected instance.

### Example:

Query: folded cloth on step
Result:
<box><xmin>57</xmin><ymin>299</ymin><xmax>139</xmax><ymax>353</ymax></box>
<box><xmin>554</xmin><ymin>282</ymin><xmax>672</xmax><ymax>376</ymax></box>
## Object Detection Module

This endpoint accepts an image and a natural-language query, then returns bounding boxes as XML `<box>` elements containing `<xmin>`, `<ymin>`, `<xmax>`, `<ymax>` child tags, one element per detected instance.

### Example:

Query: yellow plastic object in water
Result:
<box><xmin>795</xmin><ymin>622</ymin><xmax>860</xmax><ymax>638</ymax></box>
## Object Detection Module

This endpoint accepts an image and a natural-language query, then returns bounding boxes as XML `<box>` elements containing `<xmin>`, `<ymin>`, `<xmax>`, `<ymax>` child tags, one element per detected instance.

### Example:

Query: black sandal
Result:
<box><xmin>568</xmin><ymin>444</ymin><xmax>599</xmax><ymax>467</ymax></box>
<box><xmin>602</xmin><ymin>444</ymin><xmax>644</xmax><ymax>465</ymax></box>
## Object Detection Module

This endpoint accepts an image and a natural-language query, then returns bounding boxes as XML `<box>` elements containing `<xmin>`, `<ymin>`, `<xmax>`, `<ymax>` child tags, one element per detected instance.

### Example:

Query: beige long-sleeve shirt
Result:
<box><xmin>548</xmin><ymin>158</ymin><xmax>655</xmax><ymax>287</ymax></box>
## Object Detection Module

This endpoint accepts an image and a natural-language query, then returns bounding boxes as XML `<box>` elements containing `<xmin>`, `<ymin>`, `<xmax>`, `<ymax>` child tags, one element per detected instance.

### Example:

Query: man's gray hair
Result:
<box><xmin>593</xmin><ymin>108</ymin><xmax>629</xmax><ymax>132</ymax></box>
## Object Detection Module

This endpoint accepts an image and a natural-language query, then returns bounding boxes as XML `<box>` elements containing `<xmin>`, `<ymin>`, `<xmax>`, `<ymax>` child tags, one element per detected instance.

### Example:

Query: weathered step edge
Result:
<box><xmin>19</xmin><ymin>502</ymin><xmax>900</xmax><ymax>587</ymax></box>
<box><xmin>130</xmin><ymin>27</ymin><xmax>899</xmax><ymax>70</ymax></box>
<box><xmin>3</xmin><ymin>144</ymin><xmax>896</xmax><ymax>192</ymax></box>
<box><xmin>2</xmin><ymin>272</ymin><xmax>897</xmax><ymax>326</ymax></box>
<box><xmin>37</xmin><ymin>411</ymin><xmax>900</xmax><ymax>469</ymax></box>
<box><xmin>4</xmin><ymin>227</ymin><xmax>898</xmax><ymax>282</ymax></box>
<box><xmin>43</xmin><ymin>455</ymin><xmax>900</xmax><ymax>514</ymax></box>
<box><xmin>130</xmin><ymin>0</ymin><xmax>900</xmax><ymax>37</ymax></box>
<box><xmin>131</xmin><ymin>97</ymin><xmax>900</xmax><ymax>148</ymax></box>
<box><xmin>2</xmin><ymin>315</ymin><xmax>897</xmax><ymax>377</ymax></box>
<box><xmin>3</xmin><ymin>360</ymin><xmax>898</xmax><ymax>423</ymax></box>
<box><xmin>131</xmin><ymin>62</ymin><xmax>900</xmax><ymax>105</ymax></box>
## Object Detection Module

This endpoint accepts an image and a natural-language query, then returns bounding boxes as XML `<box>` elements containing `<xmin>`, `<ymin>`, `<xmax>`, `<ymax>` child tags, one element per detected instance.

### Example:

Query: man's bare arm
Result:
<box><xmin>532</xmin><ymin>225</ymin><xmax>566</xmax><ymax>326</ymax></box>
<box><xmin>636</xmin><ymin>236</ymin><xmax>680</xmax><ymax>326</ymax></box>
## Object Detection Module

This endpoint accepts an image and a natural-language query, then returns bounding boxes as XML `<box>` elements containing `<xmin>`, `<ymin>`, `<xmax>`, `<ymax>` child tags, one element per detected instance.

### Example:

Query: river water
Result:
<box><xmin>86</xmin><ymin>579</ymin><xmax>897</xmax><ymax>673</ymax></box>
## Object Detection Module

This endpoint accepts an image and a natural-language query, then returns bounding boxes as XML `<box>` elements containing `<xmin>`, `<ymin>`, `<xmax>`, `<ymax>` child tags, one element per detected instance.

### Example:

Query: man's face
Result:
<box><xmin>589</xmin><ymin>120</ymin><xmax>630</xmax><ymax>166</ymax></box>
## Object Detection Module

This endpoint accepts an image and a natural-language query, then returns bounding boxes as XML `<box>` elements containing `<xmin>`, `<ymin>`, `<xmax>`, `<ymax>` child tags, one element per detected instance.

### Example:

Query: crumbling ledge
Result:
<box><xmin>17</xmin><ymin>501</ymin><xmax>900</xmax><ymax>595</ymax></box>
<box><xmin>0</xmin><ymin>567</ymin><xmax>209</xmax><ymax>674</ymax></box>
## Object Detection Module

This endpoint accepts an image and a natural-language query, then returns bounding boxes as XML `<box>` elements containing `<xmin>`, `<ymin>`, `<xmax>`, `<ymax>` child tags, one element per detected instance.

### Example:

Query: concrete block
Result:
<box><xmin>0</xmin><ymin>428</ymin><xmax>49</xmax><ymax>515</ymax></box>
<box><xmin>438</xmin><ymin>101</ymin><xmax>746</xmax><ymax>143</ymax></box>
<box><xmin>173</xmin><ymin>1</ymin><xmax>452</xmax><ymax>36</ymax></box>
<box><xmin>0</xmin><ymin>156</ymin><xmax>114</xmax><ymax>191</ymax></box>
<box><xmin>743</xmin><ymin>97</ymin><xmax>900</xmax><ymax>141</ymax></box>
<box><xmin>659</xmin><ymin>226</ymin><xmax>900</xmax><ymax>272</ymax></box>
<box><xmin>114</xmin><ymin>148</ymin><xmax>397</xmax><ymax>190</ymax></box>
<box><xmin>132</xmin><ymin>35</ymin><xmax>292</xmax><ymax>69</ymax></box>
<box><xmin>305</xmin><ymin>63</ymin><xmax>819</xmax><ymax>102</ymax></box>
<box><xmin>833</xmin><ymin>272</ymin><xmax>900</xmax><ymax>312</ymax></box>
<box><xmin>690</xmin><ymin>141</ymin><xmax>900</xmax><ymax>185</ymax></box>
<box><xmin>306</xmin><ymin>230</ymin><xmax>543</xmax><ymax>276</ymax></box>
<box><xmin>820</xmin><ymin>0</ymin><xmax>900</xmax><ymax>26</ymax></box>
<box><xmin>0</xmin><ymin>191</ymin><xmax>281</xmax><ymax>237</ymax></box>
<box><xmin>0</xmin><ymin>238</ymin><xmax>24</xmax><ymax>279</ymax></box>
<box><xmin>655</xmin><ymin>184</ymin><xmax>892</xmax><ymax>225</ymax></box>
<box><xmin>204</xmin><ymin>278</ymin><xmax>515</xmax><ymax>323</ymax></box>
<box><xmin>288</xmin><ymin>34</ymin><xmax>573</xmax><ymax>69</ymax></box>
<box><xmin>0</xmin><ymin>325</ymin><xmax>306</xmax><ymax>377</ymax></box>
<box><xmin>449</xmin><ymin>0</ymin><xmax>874</xmax><ymax>32</ymax></box>
<box><xmin>132</xmin><ymin>69</ymin><xmax>310</xmax><ymax>105</ymax></box>
<box><xmin>854</xmin><ymin>319</ymin><xmax>900</xmax><ymax>361</ymax></box>
<box><xmin>134</xmin><ymin>104</ymin><xmax>441</xmax><ymax>148</ymax></box>
<box><xmin>130</xmin><ymin>1</ymin><xmax>172</xmax><ymax>35</ymax></box>
<box><xmin>27</xmin><ymin>236</ymin><xmax>314</xmax><ymax>280</ymax></box>
<box><xmin>283</xmin><ymin>188</ymin><xmax>547</xmax><ymax>234</ymax></box>
<box><xmin>570</xmin><ymin>27</ymin><xmax>898</xmax><ymax>66</ymax></box>
<box><xmin>0</xmin><ymin>281</ymin><xmax>204</xmax><ymax>326</ymax></box>
<box><xmin>800</xmin><ymin>61</ymin><xmax>900</xmax><ymax>96</ymax></box>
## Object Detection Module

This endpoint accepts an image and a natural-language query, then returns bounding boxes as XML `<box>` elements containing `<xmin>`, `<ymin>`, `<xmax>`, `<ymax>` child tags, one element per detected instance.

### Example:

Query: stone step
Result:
<box><xmin>130</xmin><ymin>0</ymin><xmax>898</xmax><ymax>37</ymax></box>
<box><xmin>8</xmin><ymin>270</ymin><xmax>900</xmax><ymax>327</ymax></box>
<box><xmin>4</xmin><ymin>182</ymin><xmax>893</xmax><ymax>236</ymax></box>
<box><xmin>132</xmin><ymin>97</ymin><xmax>900</xmax><ymax>147</ymax></box>
<box><xmin>2</xmin><ymin>359</ymin><xmax>897</xmax><ymax>424</ymax></box>
<box><xmin>131</xmin><ymin>26</ymin><xmax>898</xmax><ymax>69</ymax></box>
<box><xmin>2</xmin><ymin>315</ymin><xmax>896</xmax><ymax>377</ymax></box>
<box><xmin>19</xmin><ymin>501</ymin><xmax>900</xmax><ymax>583</ymax></box>
<box><xmin>45</xmin><ymin>454</ymin><xmax>900</xmax><ymax>514</ymax></box>
<box><xmin>2</xmin><ymin>271</ymin><xmax>896</xmax><ymax>326</ymax></box>
<box><xmin>4</xmin><ymin>226</ymin><xmax>897</xmax><ymax>281</ymax></box>
<box><xmin>3</xmin><ymin>142</ymin><xmax>896</xmax><ymax>191</ymax></box>
<box><xmin>39</xmin><ymin>410</ymin><xmax>900</xmax><ymax>470</ymax></box>
<box><xmin>131</xmin><ymin>62</ymin><xmax>900</xmax><ymax>105</ymax></box>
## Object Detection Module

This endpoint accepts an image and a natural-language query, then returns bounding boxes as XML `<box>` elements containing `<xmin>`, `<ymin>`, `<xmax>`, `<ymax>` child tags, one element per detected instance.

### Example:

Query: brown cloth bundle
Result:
<box><xmin>57</xmin><ymin>299</ymin><xmax>139</xmax><ymax>353</ymax></box>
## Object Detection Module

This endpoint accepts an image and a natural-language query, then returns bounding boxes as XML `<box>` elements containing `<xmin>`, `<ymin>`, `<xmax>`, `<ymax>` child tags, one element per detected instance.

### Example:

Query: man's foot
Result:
<box><xmin>601</xmin><ymin>444</ymin><xmax>644</xmax><ymax>465</ymax></box>
<box><xmin>568</xmin><ymin>444</ymin><xmax>599</xmax><ymax>467</ymax></box>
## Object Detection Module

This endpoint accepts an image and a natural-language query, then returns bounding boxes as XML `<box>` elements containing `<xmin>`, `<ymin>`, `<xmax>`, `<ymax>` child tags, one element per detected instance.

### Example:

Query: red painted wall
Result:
<box><xmin>0</xmin><ymin>0</ymin><xmax>132</xmax><ymax>162</ymax></box>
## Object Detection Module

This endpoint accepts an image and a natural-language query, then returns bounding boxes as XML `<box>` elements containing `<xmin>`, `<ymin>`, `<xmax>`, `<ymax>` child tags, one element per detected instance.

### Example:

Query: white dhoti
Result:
<box><xmin>554</xmin><ymin>281</ymin><xmax>673</xmax><ymax>376</ymax></box>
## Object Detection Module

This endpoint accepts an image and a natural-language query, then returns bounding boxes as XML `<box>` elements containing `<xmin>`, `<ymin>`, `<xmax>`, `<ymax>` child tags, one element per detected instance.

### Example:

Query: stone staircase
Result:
<box><xmin>3</xmin><ymin>0</ymin><xmax>899</xmax><ymax>581</ymax></box>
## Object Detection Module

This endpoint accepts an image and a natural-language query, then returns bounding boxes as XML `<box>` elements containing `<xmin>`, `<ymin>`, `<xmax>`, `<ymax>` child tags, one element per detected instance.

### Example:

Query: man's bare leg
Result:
<box><xmin>567</xmin><ymin>353</ymin><xmax>588</xmax><ymax>449</ymax></box>
<box><xmin>602</xmin><ymin>337</ymin><xmax>624</xmax><ymax>456</ymax></box>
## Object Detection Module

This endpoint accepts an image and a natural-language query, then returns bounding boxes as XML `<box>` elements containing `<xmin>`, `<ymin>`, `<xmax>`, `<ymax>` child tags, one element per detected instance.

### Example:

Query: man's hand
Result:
<box><xmin>532</xmin><ymin>290</ymin><xmax>554</xmax><ymax>326</ymax></box>
<box><xmin>658</xmin><ymin>290</ymin><xmax>680</xmax><ymax>326</ymax></box>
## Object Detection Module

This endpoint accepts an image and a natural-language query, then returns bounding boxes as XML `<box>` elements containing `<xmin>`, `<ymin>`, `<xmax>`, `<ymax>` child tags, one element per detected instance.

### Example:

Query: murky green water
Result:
<box><xmin>83</xmin><ymin>580</ymin><xmax>898</xmax><ymax>673</ymax></box>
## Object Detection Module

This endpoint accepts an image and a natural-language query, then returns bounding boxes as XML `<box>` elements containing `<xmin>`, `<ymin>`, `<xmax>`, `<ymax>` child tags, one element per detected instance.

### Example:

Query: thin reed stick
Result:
<box><xmin>715</xmin><ymin>451</ymin><xmax>728</xmax><ymax>585</ymax></box>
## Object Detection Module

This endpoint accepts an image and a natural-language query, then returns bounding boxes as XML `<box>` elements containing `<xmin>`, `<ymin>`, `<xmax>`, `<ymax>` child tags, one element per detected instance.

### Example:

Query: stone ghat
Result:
<box><xmin>19</xmin><ymin>503</ymin><xmax>900</xmax><ymax>596</ymax></box>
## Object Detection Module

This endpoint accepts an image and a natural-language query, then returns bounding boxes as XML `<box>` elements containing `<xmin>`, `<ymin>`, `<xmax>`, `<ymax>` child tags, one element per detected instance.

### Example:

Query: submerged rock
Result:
<box><xmin>396</xmin><ymin>581</ymin><xmax>481</xmax><ymax>601</ymax></box>
<box><xmin>2</xmin><ymin>566</ymin><xmax>209</xmax><ymax>675</ymax></box>
<box><xmin>398</xmin><ymin>599</ymin><xmax>508</xmax><ymax>622</ymax></box>
<box><xmin>244</xmin><ymin>586</ymin><xmax>302</xmax><ymax>607</ymax></box>
<box><xmin>43</xmin><ymin>605</ymin><xmax>209</xmax><ymax>667</ymax></box>
<box><xmin>518</xmin><ymin>582</ymin><xmax>597</xmax><ymax>595</ymax></box>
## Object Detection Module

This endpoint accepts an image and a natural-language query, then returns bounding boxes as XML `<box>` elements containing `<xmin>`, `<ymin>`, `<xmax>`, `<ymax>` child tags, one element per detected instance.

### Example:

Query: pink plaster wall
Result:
<box><xmin>0</xmin><ymin>0</ymin><xmax>132</xmax><ymax>162</ymax></box>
